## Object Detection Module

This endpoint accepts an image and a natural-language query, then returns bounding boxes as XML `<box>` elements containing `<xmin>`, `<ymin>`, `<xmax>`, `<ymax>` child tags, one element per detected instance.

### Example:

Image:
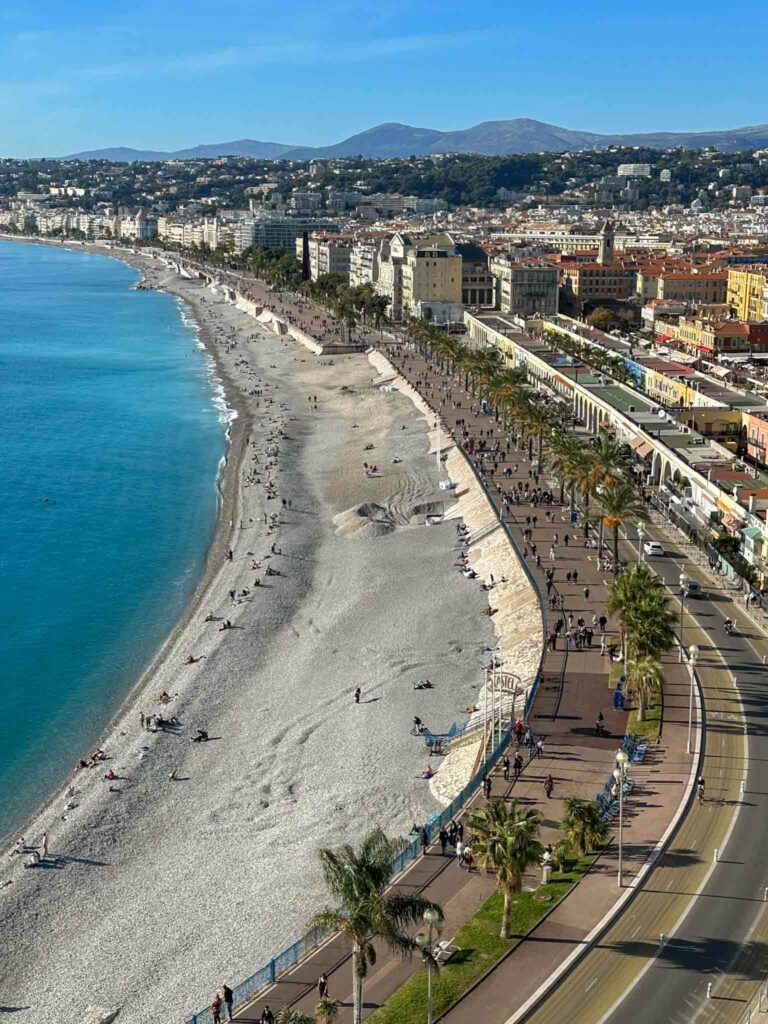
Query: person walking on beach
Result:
<box><xmin>222</xmin><ymin>984</ymin><xmax>234</xmax><ymax>1021</ymax></box>
<box><xmin>139</xmin><ymin>712</ymin><xmax>144</xmax><ymax>729</ymax></box>
<box><xmin>354</xmin><ymin>687</ymin><xmax>361</xmax><ymax>704</ymax></box>
<box><xmin>41</xmin><ymin>832</ymin><xmax>49</xmax><ymax>860</ymax></box>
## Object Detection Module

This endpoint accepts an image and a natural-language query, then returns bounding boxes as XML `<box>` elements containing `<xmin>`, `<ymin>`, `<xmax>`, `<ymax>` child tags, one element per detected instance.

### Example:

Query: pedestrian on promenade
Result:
<box><xmin>317</xmin><ymin>974</ymin><xmax>329</xmax><ymax>999</ymax></box>
<box><xmin>261</xmin><ymin>1007</ymin><xmax>274</xmax><ymax>1024</ymax></box>
<box><xmin>211</xmin><ymin>994</ymin><xmax>223</xmax><ymax>1024</ymax></box>
<box><xmin>572</xmin><ymin>569</ymin><xmax>579</xmax><ymax>585</ymax></box>
<box><xmin>564</xmin><ymin>534</ymin><xmax>570</xmax><ymax>547</ymax></box>
<box><xmin>439</xmin><ymin>827</ymin><xmax>449</xmax><ymax>855</ymax></box>
<box><xmin>514</xmin><ymin>753</ymin><xmax>524</xmax><ymax>780</ymax></box>
<box><xmin>599</xmin><ymin>613</ymin><xmax>608</xmax><ymax>632</ymax></box>
<box><xmin>483</xmin><ymin>773</ymin><xmax>492</xmax><ymax>800</ymax></box>
<box><xmin>456</xmin><ymin>839</ymin><xmax>465</xmax><ymax>867</ymax></box>
<box><xmin>549</xmin><ymin>631</ymin><xmax>557</xmax><ymax>650</ymax></box>
<box><xmin>354</xmin><ymin>687</ymin><xmax>361</xmax><ymax>704</ymax></box>
<box><xmin>222</xmin><ymin>984</ymin><xmax>234</xmax><ymax>1021</ymax></box>
<box><xmin>463</xmin><ymin>846</ymin><xmax>475</xmax><ymax>872</ymax></box>
<box><xmin>544</xmin><ymin>775</ymin><xmax>554</xmax><ymax>799</ymax></box>
<box><xmin>420</xmin><ymin>826</ymin><xmax>430</xmax><ymax>855</ymax></box>
<box><xmin>448</xmin><ymin>819</ymin><xmax>458</xmax><ymax>847</ymax></box>
<box><xmin>503</xmin><ymin>754</ymin><xmax>510</xmax><ymax>781</ymax></box>
<box><xmin>566</xmin><ymin>571</ymin><xmax>572</xmax><ymax>585</ymax></box>
<box><xmin>536</xmin><ymin>737</ymin><xmax>544</xmax><ymax>759</ymax></box>
<box><xmin>584</xmin><ymin>585</ymin><xmax>590</xmax><ymax>600</ymax></box>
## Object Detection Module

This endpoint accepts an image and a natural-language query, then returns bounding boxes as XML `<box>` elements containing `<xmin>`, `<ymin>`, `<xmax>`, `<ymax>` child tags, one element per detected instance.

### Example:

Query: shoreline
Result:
<box><xmin>0</xmin><ymin>243</ymin><xmax>505</xmax><ymax>1024</ymax></box>
<box><xmin>0</xmin><ymin>239</ymin><xmax>251</xmax><ymax>849</ymax></box>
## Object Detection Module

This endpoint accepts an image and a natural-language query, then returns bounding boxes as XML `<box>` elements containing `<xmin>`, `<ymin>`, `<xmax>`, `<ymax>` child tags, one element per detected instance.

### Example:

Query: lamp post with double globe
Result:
<box><xmin>414</xmin><ymin>907</ymin><xmax>442</xmax><ymax>1024</ymax></box>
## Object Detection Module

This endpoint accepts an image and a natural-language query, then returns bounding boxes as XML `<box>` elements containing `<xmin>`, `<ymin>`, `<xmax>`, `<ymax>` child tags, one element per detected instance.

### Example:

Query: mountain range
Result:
<box><xmin>60</xmin><ymin>118</ymin><xmax>768</xmax><ymax>162</ymax></box>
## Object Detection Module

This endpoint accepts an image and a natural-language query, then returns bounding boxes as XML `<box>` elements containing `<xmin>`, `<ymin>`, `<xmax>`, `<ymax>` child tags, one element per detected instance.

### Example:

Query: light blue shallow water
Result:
<box><xmin>0</xmin><ymin>242</ymin><xmax>226</xmax><ymax>838</ymax></box>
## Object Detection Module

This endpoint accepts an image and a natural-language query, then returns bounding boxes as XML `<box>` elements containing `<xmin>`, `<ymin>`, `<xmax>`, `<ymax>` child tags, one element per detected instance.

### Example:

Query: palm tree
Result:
<box><xmin>560</xmin><ymin>797</ymin><xmax>609</xmax><ymax>857</ymax></box>
<box><xmin>591</xmin><ymin>482</ymin><xmax>650</xmax><ymax>576</ymax></box>
<box><xmin>607</xmin><ymin>566</ymin><xmax>676</xmax><ymax>664</ymax></box>
<box><xmin>468</xmin><ymin>800</ymin><xmax>543</xmax><ymax>938</ymax></box>
<box><xmin>309</xmin><ymin>828</ymin><xmax>443</xmax><ymax>1024</ymax></box>
<box><xmin>519</xmin><ymin>402</ymin><xmax>553</xmax><ymax>473</ymax></box>
<box><xmin>625</xmin><ymin>654</ymin><xmax>664</xmax><ymax>720</ymax></box>
<box><xmin>548</xmin><ymin>432</ymin><xmax>586</xmax><ymax>506</ymax></box>
<box><xmin>276</xmin><ymin>1010</ymin><xmax>316</xmax><ymax>1024</ymax></box>
<box><xmin>315</xmin><ymin>996</ymin><xmax>341</xmax><ymax>1024</ymax></box>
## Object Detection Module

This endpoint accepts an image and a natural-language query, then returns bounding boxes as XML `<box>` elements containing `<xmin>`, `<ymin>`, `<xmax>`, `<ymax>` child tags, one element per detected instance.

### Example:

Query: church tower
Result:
<box><xmin>597</xmin><ymin>220</ymin><xmax>615</xmax><ymax>265</ymax></box>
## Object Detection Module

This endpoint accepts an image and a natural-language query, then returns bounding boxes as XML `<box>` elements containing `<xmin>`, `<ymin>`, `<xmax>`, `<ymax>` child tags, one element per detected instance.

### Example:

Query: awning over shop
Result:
<box><xmin>741</xmin><ymin>526</ymin><xmax>762</xmax><ymax>541</ymax></box>
<box><xmin>636</xmin><ymin>441</ymin><xmax>654</xmax><ymax>458</ymax></box>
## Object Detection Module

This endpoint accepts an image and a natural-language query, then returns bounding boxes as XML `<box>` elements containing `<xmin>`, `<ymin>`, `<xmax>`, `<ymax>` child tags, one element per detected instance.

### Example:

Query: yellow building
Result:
<box><xmin>727</xmin><ymin>265</ymin><xmax>768</xmax><ymax>321</ymax></box>
<box><xmin>401</xmin><ymin>240</ymin><xmax>462</xmax><ymax>314</ymax></box>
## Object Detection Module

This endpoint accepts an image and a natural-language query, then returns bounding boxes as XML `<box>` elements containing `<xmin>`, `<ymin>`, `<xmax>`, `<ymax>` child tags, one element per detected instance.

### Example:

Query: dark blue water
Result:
<box><xmin>0</xmin><ymin>242</ymin><xmax>226</xmax><ymax>836</ymax></box>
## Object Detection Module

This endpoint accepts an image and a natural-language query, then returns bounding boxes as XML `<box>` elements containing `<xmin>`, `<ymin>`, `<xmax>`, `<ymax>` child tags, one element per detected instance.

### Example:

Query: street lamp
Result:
<box><xmin>615</xmin><ymin>749</ymin><xmax>630</xmax><ymax>887</ymax></box>
<box><xmin>678</xmin><ymin>572</ymin><xmax>689</xmax><ymax>663</ymax></box>
<box><xmin>637</xmin><ymin>522</ymin><xmax>645</xmax><ymax>562</ymax></box>
<box><xmin>415</xmin><ymin>907</ymin><xmax>442</xmax><ymax>1024</ymax></box>
<box><xmin>687</xmin><ymin>644</ymin><xmax>699</xmax><ymax>755</ymax></box>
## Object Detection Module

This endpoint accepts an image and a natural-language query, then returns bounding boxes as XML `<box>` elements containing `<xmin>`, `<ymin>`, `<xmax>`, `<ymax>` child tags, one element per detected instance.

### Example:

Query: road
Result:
<box><xmin>519</xmin><ymin>515</ymin><xmax>768</xmax><ymax>1024</ymax></box>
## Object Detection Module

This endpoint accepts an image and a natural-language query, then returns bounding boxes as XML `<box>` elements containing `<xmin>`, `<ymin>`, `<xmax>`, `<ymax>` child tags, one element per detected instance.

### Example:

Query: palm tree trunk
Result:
<box><xmin>537</xmin><ymin>433</ymin><xmax>543</xmax><ymax>474</ymax></box>
<box><xmin>598</xmin><ymin>518</ymin><xmax>605</xmax><ymax>566</ymax></box>
<box><xmin>583</xmin><ymin>492</ymin><xmax>590</xmax><ymax>538</ymax></box>
<box><xmin>352</xmin><ymin>956</ymin><xmax>364</xmax><ymax>1024</ymax></box>
<box><xmin>501</xmin><ymin>891</ymin><xmax>512</xmax><ymax>939</ymax></box>
<box><xmin>613</xmin><ymin>525</ymin><xmax>620</xmax><ymax>576</ymax></box>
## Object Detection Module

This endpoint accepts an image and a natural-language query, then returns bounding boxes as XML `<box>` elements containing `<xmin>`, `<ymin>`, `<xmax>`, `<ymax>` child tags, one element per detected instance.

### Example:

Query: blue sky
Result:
<box><xmin>1</xmin><ymin>0</ymin><xmax>767</xmax><ymax>155</ymax></box>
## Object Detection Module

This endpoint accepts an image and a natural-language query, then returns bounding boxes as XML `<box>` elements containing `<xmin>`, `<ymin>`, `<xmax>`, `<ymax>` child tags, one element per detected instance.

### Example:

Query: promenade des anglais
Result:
<box><xmin>4</xmin><ymin>4</ymin><xmax>768</xmax><ymax>1024</ymax></box>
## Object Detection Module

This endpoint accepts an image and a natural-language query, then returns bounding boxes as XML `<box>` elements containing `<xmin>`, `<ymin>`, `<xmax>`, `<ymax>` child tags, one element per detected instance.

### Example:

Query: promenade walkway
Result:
<box><xmin>229</xmin><ymin>339</ymin><xmax>693</xmax><ymax>1023</ymax></box>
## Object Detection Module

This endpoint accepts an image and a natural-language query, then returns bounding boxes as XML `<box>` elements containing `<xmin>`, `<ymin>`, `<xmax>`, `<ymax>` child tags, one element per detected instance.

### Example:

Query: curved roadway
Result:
<box><xmin>520</xmin><ymin>518</ymin><xmax>768</xmax><ymax>1024</ymax></box>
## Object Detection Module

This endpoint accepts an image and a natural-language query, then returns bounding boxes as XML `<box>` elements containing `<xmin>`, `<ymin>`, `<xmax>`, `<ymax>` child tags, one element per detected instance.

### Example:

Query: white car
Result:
<box><xmin>643</xmin><ymin>540</ymin><xmax>664</xmax><ymax>557</ymax></box>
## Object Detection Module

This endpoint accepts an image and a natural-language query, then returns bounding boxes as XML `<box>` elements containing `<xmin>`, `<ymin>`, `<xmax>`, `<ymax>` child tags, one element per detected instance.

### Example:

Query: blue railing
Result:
<box><xmin>185</xmin><ymin>348</ymin><xmax>548</xmax><ymax>1024</ymax></box>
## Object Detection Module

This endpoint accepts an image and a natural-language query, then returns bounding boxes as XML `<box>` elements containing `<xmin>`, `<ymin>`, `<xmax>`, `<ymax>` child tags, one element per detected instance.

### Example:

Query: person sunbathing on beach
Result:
<box><xmin>420</xmin><ymin>766</ymin><xmax>435</xmax><ymax>779</ymax></box>
<box><xmin>191</xmin><ymin>729</ymin><xmax>209</xmax><ymax>743</ymax></box>
<box><xmin>104</xmin><ymin>769</ymin><xmax>117</xmax><ymax>781</ymax></box>
<box><xmin>157</xmin><ymin>691</ymin><xmax>171</xmax><ymax>703</ymax></box>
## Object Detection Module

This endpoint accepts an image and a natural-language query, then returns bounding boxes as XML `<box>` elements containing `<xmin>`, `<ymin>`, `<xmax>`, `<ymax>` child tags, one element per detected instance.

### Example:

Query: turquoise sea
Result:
<box><xmin>0</xmin><ymin>242</ymin><xmax>227</xmax><ymax>838</ymax></box>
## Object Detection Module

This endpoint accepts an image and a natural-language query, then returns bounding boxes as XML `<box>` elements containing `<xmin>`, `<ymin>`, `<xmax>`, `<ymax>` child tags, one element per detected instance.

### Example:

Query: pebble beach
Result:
<box><xmin>0</xmin><ymin>255</ymin><xmax>500</xmax><ymax>1024</ymax></box>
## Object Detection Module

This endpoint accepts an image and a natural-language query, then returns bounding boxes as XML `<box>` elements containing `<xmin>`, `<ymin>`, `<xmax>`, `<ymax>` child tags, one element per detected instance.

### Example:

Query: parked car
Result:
<box><xmin>643</xmin><ymin>540</ymin><xmax>664</xmax><ymax>556</ymax></box>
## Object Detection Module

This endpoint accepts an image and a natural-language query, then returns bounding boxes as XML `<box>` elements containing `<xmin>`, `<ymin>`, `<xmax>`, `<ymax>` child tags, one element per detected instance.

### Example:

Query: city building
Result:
<box><xmin>727</xmin><ymin>265</ymin><xmax>768</xmax><ymax>321</ymax></box>
<box><xmin>488</xmin><ymin>255</ymin><xmax>559</xmax><ymax>316</ymax></box>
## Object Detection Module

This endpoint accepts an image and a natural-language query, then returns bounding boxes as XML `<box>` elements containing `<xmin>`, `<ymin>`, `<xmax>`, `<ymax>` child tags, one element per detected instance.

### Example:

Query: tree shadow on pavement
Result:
<box><xmin>601</xmin><ymin>937</ymin><xmax>768</xmax><ymax>979</ymax></box>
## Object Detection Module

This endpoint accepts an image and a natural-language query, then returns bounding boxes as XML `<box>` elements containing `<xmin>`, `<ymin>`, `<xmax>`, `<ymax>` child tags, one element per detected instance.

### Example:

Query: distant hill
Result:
<box><xmin>61</xmin><ymin>139</ymin><xmax>296</xmax><ymax>161</ymax></box>
<box><xmin>60</xmin><ymin>119</ymin><xmax>768</xmax><ymax>162</ymax></box>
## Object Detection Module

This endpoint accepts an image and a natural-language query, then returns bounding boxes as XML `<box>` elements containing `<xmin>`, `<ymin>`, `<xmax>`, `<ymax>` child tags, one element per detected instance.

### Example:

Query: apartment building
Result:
<box><xmin>401</xmin><ymin>237</ymin><xmax>462</xmax><ymax>320</ymax></box>
<box><xmin>489</xmin><ymin>255</ymin><xmax>559</xmax><ymax>316</ymax></box>
<box><xmin>727</xmin><ymin>265</ymin><xmax>768</xmax><ymax>321</ymax></box>
<box><xmin>657</xmin><ymin>270</ymin><xmax>728</xmax><ymax>304</ymax></box>
<box><xmin>456</xmin><ymin>242</ymin><xmax>494</xmax><ymax>308</ymax></box>
<box><xmin>294</xmin><ymin>234</ymin><xmax>353</xmax><ymax>281</ymax></box>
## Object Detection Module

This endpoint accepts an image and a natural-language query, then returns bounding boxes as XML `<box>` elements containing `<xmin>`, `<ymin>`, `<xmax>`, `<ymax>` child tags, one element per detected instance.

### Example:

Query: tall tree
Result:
<box><xmin>591</xmin><ymin>483</ymin><xmax>650</xmax><ymax>576</ymax></box>
<box><xmin>468</xmin><ymin>800</ymin><xmax>544</xmax><ymax>938</ymax></box>
<box><xmin>310</xmin><ymin>829</ymin><xmax>442</xmax><ymax>1024</ymax></box>
<box><xmin>560</xmin><ymin>798</ymin><xmax>609</xmax><ymax>857</ymax></box>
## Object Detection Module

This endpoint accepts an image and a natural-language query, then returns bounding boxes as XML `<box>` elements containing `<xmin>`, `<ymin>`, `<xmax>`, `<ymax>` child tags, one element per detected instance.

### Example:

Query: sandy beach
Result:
<box><xmin>0</xmin><ymin>253</ymin><xmax>500</xmax><ymax>1024</ymax></box>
